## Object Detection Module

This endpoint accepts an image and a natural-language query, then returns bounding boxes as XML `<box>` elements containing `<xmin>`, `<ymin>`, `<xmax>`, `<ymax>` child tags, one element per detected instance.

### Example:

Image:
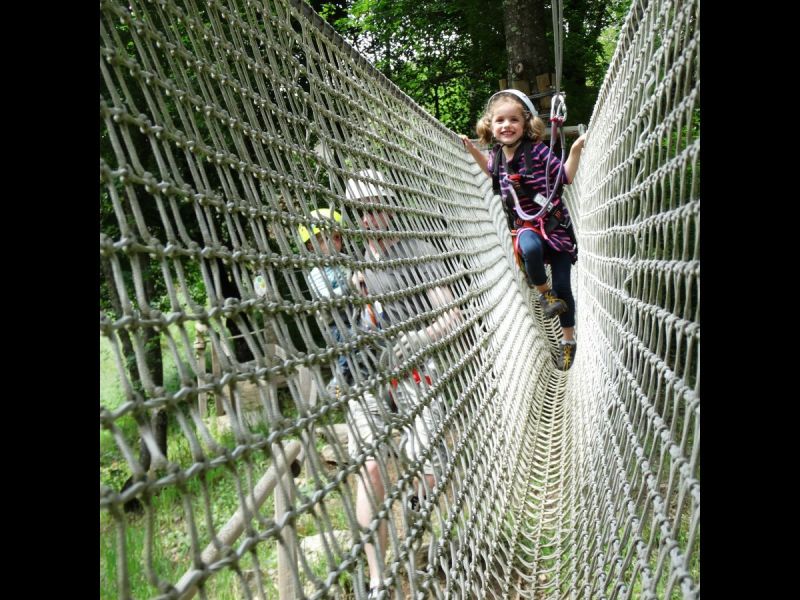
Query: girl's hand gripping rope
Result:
<box><xmin>571</xmin><ymin>133</ymin><xmax>587</xmax><ymax>153</ymax></box>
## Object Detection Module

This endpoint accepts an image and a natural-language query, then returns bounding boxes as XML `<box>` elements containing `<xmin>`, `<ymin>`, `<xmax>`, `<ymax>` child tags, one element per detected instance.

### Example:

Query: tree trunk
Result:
<box><xmin>102</xmin><ymin>258</ymin><xmax>168</xmax><ymax>512</ymax></box>
<box><xmin>101</xmin><ymin>258</ymin><xmax>141</xmax><ymax>395</ymax></box>
<box><xmin>216</xmin><ymin>259</ymin><xmax>256</xmax><ymax>363</ymax></box>
<box><xmin>141</xmin><ymin>274</ymin><xmax>167</xmax><ymax>473</ymax></box>
<box><xmin>501</xmin><ymin>0</ymin><xmax>552</xmax><ymax>93</ymax></box>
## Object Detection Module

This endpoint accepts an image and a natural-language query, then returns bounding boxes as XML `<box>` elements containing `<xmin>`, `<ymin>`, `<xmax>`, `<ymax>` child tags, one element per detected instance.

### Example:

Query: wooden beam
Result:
<box><xmin>174</xmin><ymin>440</ymin><xmax>304</xmax><ymax>600</ymax></box>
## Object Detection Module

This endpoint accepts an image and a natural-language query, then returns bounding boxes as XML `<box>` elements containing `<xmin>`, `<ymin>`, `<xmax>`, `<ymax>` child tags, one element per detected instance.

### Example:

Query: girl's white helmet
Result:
<box><xmin>489</xmin><ymin>89</ymin><xmax>538</xmax><ymax>118</ymax></box>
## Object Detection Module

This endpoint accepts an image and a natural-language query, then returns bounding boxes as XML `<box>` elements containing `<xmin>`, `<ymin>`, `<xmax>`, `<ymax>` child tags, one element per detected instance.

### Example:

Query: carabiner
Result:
<box><xmin>550</xmin><ymin>93</ymin><xmax>567</xmax><ymax>125</ymax></box>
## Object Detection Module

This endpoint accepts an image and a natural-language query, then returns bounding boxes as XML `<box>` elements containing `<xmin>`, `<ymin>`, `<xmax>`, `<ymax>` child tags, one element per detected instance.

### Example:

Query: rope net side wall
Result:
<box><xmin>99</xmin><ymin>0</ymin><xmax>699</xmax><ymax>598</ymax></box>
<box><xmin>564</xmin><ymin>0</ymin><xmax>700</xmax><ymax>597</ymax></box>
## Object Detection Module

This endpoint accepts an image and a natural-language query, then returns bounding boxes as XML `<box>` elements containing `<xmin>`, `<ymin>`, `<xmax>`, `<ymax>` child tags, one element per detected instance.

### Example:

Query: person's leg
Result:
<box><xmin>518</xmin><ymin>230</ymin><xmax>567</xmax><ymax>317</ymax></box>
<box><xmin>348</xmin><ymin>392</ymin><xmax>389</xmax><ymax>589</ymax></box>
<box><xmin>516</xmin><ymin>229</ymin><xmax>547</xmax><ymax>287</ymax></box>
<box><xmin>549</xmin><ymin>251</ymin><xmax>578</xmax><ymax>369</ymax></box>
<box><xmin>356</xmin><ymin>460</ymin><xmax>387</xmax><ymax>588</ymax></box>
<box><xmin>549</xmin><ymin>250</ymin><xmax>575</xmax><ymax>335</ymax></box>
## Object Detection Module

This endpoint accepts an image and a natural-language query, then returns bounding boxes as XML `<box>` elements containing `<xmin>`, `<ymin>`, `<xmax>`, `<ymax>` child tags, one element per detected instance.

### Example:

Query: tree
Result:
<box><xmin>312</xmin><ymin>0</ymin><xmax>506</xmax><ymax>133</ymax></box>
<box><xmin>502</xmin><ymin>0</ymin><xmax>551</xmax><ymax>93</ymax></box>
<box><xmin>311</xmin><ymin>0</ymin><xmax>631</xmax><ymax>129</ymax></box>
<box><xmin>560</xmin><ymin>0</ymin><xmax>633</xmax><ymax>125</ymax></box>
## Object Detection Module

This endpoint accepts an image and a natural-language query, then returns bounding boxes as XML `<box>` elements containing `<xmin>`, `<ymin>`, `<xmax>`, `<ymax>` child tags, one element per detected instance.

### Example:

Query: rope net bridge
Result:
<box><xmin>99</xmin><ymin>0</ymin><xmax>699</xmax><ymax>598</ymax></box>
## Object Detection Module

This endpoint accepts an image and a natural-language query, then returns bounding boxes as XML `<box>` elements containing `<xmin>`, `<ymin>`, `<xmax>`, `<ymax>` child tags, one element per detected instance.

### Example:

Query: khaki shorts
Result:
<box><xmin>347</xmin><ymin>360</ymin><xmax>444</xmax><ymax>476</ymax></box>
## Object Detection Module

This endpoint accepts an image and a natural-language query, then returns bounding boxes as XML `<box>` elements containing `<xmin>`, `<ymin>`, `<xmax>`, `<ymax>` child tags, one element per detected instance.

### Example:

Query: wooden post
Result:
<box><xmin>536</xmin><ymin>73</ymin><xmax>555</xmax><ymax>110</ymax></box>
<box><xmin>194</xmin><ymin>323</ymin><xmax>208</xmax><ymax>417</ymax></box>
<box><xmin>295</xmin><ymin>364</ymin><xmax>318</xmax><ymax>477</ymax></box>
<box><xmin>210</xmin><ymin>337</ymin><xmax>226</xmax><ymax>417</ymax></box>
<box><xmin>510</xmin><ymin>79</ymin><xmax>531</xmax><ymax>95</ymax></box>
<box><xmin>275</xmin><ymin>456</ymin><xmax>302</xmax><ymax>600</ymax></box>
<box><xmin>543</xmin><ymin>125</ymin><xmax>586</xmax><ymax>140</ymax></box>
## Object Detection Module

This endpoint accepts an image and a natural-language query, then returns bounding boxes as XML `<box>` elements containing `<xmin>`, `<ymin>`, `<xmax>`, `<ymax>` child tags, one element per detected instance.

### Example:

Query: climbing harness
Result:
<box><xmin>491</xmin><ymin>137</ymin><xmax>577</xmax><ymax>261</ymax></box>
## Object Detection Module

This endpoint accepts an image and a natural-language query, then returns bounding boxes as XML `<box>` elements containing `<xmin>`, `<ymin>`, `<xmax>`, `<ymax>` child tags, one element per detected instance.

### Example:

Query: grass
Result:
<box><xmin>101</xmin><ymin>321</ymin><xmax>359</xmax><ymax>598</ymax></box>
<box><xmin>100</xmin><ymin>335</ymin><xmax>127</xmax><ymax>412</ymax></box>
<box><xmin>101</xmin><ymin>422</ymin><xmax>296</xmax><ymax>598</ymax></box>
<box><xmin>100</xmin><ymin>448</ymin><xmax>358</xmax><ymax>598</ymax></box>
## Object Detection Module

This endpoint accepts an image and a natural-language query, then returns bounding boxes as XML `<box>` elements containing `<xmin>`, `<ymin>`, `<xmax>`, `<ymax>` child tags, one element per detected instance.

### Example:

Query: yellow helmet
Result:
<box><xmin>297</xmin><ymin>208</ymin><xmax>342</xmax><ymax>244</ymax></box>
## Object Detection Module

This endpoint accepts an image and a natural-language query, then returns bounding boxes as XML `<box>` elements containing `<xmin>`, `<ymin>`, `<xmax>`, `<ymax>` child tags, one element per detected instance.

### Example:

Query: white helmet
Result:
<box><xmin>488</xmin><ymin>89</ymin><xmax>538</xmax><ymax>118</ymax></box>
<box><xmin>345</xmin><ymin>169</ymin><xmax>396</xmax><ymax>201</ymax></box>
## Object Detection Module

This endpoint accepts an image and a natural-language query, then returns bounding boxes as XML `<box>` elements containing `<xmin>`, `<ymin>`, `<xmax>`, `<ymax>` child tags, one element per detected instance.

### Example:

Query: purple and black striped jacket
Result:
<box><xmin>488</xmin><ymin>140</ymin><xmax>576</xmax><ymax>260</ymax></box>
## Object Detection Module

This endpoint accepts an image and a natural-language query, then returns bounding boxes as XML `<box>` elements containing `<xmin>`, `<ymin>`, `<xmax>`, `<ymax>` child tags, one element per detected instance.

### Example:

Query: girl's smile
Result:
<box><xmin>491</xmin><ymin>99</ymin><xmax>525</xmax><ymax>147</ymax></box>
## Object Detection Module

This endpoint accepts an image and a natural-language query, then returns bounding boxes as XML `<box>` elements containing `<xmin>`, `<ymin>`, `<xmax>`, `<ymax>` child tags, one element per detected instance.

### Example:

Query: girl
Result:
<box><xmin>462</xmin><ymin>89</ymin><xmax>587</xmax><ymax>371</ymax></box>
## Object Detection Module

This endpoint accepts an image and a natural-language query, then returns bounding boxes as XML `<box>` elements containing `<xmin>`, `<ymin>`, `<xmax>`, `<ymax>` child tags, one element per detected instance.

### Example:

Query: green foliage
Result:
<box><xmin>310</xmin><ymin>0</ymin><xmax>631</xmax><ymax>131</ymax></box>
<box><xmin>312</xmin><ymin>0</ymin><xmax>504</xmax><ymax>133</ymax></box>
<box><xmin>558</xmin><ymin>0</ymin><xmax>634</xmax><ymax>124</ymax></box>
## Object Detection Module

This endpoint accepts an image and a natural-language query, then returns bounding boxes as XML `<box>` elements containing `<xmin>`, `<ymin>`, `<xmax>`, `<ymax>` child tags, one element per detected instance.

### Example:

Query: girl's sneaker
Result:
<box><xmin>556</xmin><ymin>340</ymin><xmax>577</xmax><ymax>371</ymax></box>
<box><xmin>539</xmin><ymin>289</ymin><xmax>567</xmax><ymax>318</ymax></box>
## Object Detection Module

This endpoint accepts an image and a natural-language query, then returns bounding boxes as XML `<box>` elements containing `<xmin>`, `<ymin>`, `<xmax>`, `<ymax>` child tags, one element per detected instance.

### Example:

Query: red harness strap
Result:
<box><xmin>511</xmin><ymin>218</ymin><xmax>545</xmax><ymax>259</ymax></box>
<box><xmin>390</xmin><ymin>368</ymin><xmax>433</xmax><ymax>389</ymax></box>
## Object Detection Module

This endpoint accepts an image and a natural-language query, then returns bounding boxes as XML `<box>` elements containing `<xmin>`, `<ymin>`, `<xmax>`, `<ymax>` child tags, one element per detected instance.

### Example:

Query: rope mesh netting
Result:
<box><xmin>99</xmin><ymin>0</ymin><xmax>699</xmax><ymax>598</ymax></box>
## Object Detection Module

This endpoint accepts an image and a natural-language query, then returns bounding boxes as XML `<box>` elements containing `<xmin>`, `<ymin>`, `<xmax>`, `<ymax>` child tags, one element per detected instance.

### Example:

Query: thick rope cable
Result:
<box><xmin>550</xmin><ymin>0</ymin><xmax>565</xmax><ymax>94</ymax></box>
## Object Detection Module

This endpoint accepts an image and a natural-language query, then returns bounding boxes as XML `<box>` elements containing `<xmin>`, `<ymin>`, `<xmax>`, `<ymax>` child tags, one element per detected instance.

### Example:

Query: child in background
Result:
<box><xmin>462</xmin><ymin>89</ymin><xmax>587</xmax><ymax>370</ymax></box>
<box><xmin>298</xmin><ymin>208</ymin><xmax>356</xmax><ymax>388</ymax></box>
